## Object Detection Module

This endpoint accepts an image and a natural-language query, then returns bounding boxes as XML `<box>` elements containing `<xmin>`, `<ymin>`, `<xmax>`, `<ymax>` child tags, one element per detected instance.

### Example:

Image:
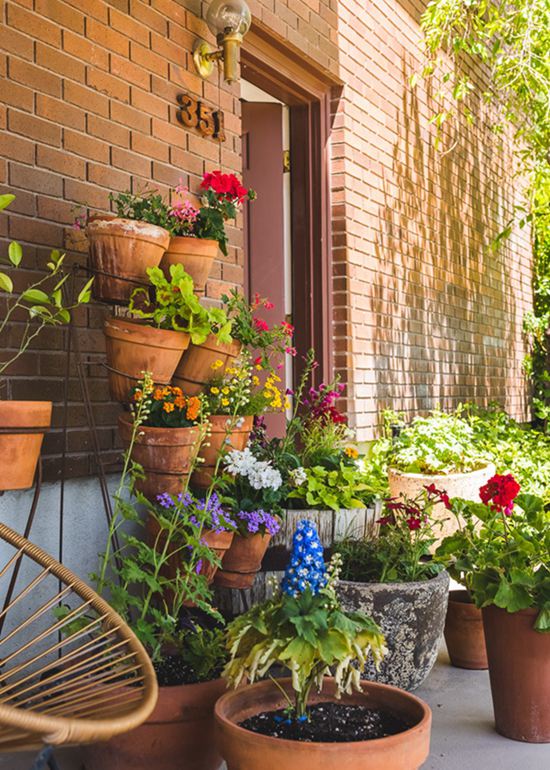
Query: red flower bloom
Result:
<box><xmin>253</xmin><ymin>317</ymin><xmax>269</xmax><ymax>332</ymax></box>
<box><xmin>200</xmin><ymin>170</ymin><xmax>250</xmax><ymax>202</ymax></box>
<box><xmin>281</xmin><ymin>321</ymin><xmax>294</xmax><ymax>336</ymax></box>
<box><xmin>479</xmin><ymin>474</ymin><xmax>521</xmax><ymax>516</ymax></box>
<box><xmin>377</xmin><ymin>516</ymin><xmax>393</xmax><ymax>526</ymax></box>
<box><xmin>424</xmin><ymin>483</ymin><xmax>452</xmax><ymax>511</ymax></box>
<box><xmin>254</xmin><ymin>355</ymin><xmax>263</xmax><ymax>366</ymax></box>
<box><xmin>406</xmin><ymin>517</ymin><xmax>422</xmax><ymax>530</ymax></box>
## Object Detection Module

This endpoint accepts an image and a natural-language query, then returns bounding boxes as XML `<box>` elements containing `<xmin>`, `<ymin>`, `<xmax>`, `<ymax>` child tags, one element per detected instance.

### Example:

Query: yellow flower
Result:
<box><xmin>211</xmin><ymin>359</ymin><xmax>224</xmax><ymax>370</ymax></box>
<box><xmin>284</xmin><ymin>397</ymin><xmax>291</xmax><ymax>409</ymax></box>
<box><xmin>210</xmin><ymin>387</ymin><xmax>220</xmax><ymax>395</ymax></box>
<box><xmin>345</xmin><ymin>447</ymin><xmax>359</xmax><ymax>459</ymax></box>
<box><xmin>252</xmin><ymin>375</ymin><xmax>260</xmax><ymax>386</ymax></box>
<box><xmin>163</xmin><ymin>402</ymin><xmax>175</xmax><ymax>413</ymax></box>
<box><xmin>222</xmin><ymin>387</ymin><xmax>230</xmax><ymax>395</ymax></box>
<box><xmin>221</xmin><ymin>398</ymin><xmax>230</xmax><ymax>406</ymax></box>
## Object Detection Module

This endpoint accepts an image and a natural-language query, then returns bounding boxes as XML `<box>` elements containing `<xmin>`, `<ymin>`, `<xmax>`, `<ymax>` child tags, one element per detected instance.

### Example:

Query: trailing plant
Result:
<box><xmin>129</xmin><ymin>263</ymin><xmax>232</xmax><ymax>344</ymax></box>
<box><xmin>334</xmin><ymin>486</ymin><xmax>447</xmax><ymax>583</ymax></box>
<box><xmin>223</xmin><ymin>520</ymin><xmax>386</xmax><ymax>719</ymax></box>
<box><xmin>130</xmin><ymin>384</ymin><xmax>203</xmax><ymax>428</ymax></box>
<box><xmin>0</xmin><ymin>194</ymin><xmax>93</xmax><ymax>380</ymax></box>
<box><xmin>110</xmin><ymin>187</ymin><xmax>172</xmax><ymax>230</ymax></box>
<box><xmin>435</xmin><ymin>475</ymin><xmax>550</xmax><ymax>631</ymax></box>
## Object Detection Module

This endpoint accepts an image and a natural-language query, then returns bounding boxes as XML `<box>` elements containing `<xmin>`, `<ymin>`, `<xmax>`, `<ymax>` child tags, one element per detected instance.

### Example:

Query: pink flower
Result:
<box><xmin>254</xmin><ymin>317</ymin><xmax>269</xmax><ymax>332</ymax></box>
<box><xmin>285</xmin><ymin>346</ymin><xmax>297</xmax><ymax>356</ymax></box>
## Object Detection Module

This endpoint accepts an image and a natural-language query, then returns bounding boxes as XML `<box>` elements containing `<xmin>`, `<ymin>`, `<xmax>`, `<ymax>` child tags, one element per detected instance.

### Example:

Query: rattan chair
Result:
<box><xmin>0</xmin><ymin>522</ymin><xmax>158</xmax><ymax>769</ymax></box>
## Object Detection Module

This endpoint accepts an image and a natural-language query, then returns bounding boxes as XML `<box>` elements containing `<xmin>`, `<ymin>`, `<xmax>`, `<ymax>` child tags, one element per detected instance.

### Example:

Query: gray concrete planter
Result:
<box><xmin>338</xmin><ymin>569</ymin><xmax>449</xmax><ymax>691</ymax></box>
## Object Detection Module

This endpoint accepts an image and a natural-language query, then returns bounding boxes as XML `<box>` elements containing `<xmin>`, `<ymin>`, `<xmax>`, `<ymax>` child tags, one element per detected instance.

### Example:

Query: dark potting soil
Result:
<box><xmin>153</xmin><ymin>655</ymin><xmax>223</xmax><ymax>687</ymax></box>
<box><xmin>239</xmin><ymin>701</ymin><xmax>413</xmax><ymax>742</ymax></box>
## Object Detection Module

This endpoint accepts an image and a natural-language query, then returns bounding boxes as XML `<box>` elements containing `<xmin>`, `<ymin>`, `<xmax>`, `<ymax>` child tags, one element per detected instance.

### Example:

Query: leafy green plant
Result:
<box><xmin>334</xmin><ymin>487</ymin><xmax>446</xmax><ymax>583</ymax></box>
<box><xmin>128</xmin><ymin>264</ymin><xmax>232</xmax><ymax>344</ymax></box>
<box><xmin>110</xmin><ymin>188</ymin><xmax>171</xmax><ymax>230</ymax></box>
<box><xmin>0</xmin><ymin>194</ymin><xmax>93</xmax><ymax>379</ymax></box>
<box><xmin>205</xmin><ymin>353</ymin><xmax>287</xmax><ymax>417</ymax></box>
<box><xmin>436</xmin><ymin>477</ymin><xmax>550</xmax><ymax>631</ymax></box>
<box><xmin>287</xmin><ymin>462</ymin><xmax>376</xmax><ymax>511</ymax></box>
<box><xmin>223</xmin><ymin>520</ymin><xmax>386</xmax><ymax>718</ymax></box>
<box><xmin>179</xmin><ymin>626</ymin><xmax>227</xmax><ymax>682</ymax></box>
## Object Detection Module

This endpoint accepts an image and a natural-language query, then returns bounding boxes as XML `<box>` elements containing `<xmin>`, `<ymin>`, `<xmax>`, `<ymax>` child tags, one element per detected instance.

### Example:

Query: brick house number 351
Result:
<box><xmin>176</xmin><ymin>93</ymin><xmax>226</xmax><ymax>141</ymax></box>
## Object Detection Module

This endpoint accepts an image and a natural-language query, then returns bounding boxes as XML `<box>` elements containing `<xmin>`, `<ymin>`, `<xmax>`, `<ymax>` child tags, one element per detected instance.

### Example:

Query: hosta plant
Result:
<box><xmin>436</xmin><ymin>474</ymin><xmax>550</xmax><ymax>632</ymax></box>
<box><xmin>224</xmin><ymin>520</ymin><xmax>386</xmax><ymax>719</ymax></box>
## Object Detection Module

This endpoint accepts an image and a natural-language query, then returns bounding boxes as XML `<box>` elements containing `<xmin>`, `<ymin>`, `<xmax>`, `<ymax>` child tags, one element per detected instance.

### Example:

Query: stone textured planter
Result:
<box><xmin>338</xmin><ymin>570</ymin><xmax>449</xmax><ymax>690</ymax></box>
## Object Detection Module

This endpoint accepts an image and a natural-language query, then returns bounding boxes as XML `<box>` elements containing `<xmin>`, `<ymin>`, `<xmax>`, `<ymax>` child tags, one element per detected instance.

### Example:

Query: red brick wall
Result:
<box><xmin>0</xmin><ymin>0</ymin><xmax>532</xmax><ymax>479</ymax></box>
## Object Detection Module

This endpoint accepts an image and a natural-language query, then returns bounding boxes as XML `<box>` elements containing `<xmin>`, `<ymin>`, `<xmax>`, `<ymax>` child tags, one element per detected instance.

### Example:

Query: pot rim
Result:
<box><xmin>118</xmin><ymin>411</ymin><xmax>199</xmax><ymax>438</ymax></box>
<box><xmin>482</xmin><ymin>604</ymin><xmax>540</xmax><ymax>618</ymax></box>
<box><xmin>215</xmin><ymin>676</ymin><xmax>431</xmax><ymax>751</ymax></box>
<box><xmin>387</xmin><ymin>462</ymin><xmax>495</xmax><ymax>481</ymax></box>
<box><xmin>338</xmin><ymin>568</ymin><xmax>449</xmax><ymax>592</ymax></box>
<box><xmin>104</xmin><ymin>316</ymin><xmax>189</xmax><ymax>345</ymax></box>
<box><xmin>0</xmin><ymin>400</ymin><xmax>53</xmax><ymax>428</ymax></box>
<box><xmin>167</xmin><ymin>235</ymin><xmax>219</xmax><ymax>246</ymax></box>
<box><xmin>86</xmin><ymin>217</ymin><xmax>170</xmax><ymax>241</ymax></box>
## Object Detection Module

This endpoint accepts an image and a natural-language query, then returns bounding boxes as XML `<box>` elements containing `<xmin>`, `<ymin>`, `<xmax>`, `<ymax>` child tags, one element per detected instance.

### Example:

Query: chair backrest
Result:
<box><xmin>0</xmin><ymin>522</ymin><xmax>158</xmax><ymax>751</ymax></box>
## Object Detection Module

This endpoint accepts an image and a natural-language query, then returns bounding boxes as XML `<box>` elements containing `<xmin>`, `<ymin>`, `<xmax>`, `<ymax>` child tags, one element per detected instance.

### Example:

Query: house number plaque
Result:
<box><xmin>176</xmin><ymin>93</ymin><xmax>226</xmax><ymax>142</ymax></box>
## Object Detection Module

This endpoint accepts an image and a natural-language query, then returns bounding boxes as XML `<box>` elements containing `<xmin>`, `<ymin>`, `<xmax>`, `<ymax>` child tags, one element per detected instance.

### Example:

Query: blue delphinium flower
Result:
<box><xmin>281</xmin><ymin>520</ymin><xmax>327</xmax><ymax>597</ymax></box>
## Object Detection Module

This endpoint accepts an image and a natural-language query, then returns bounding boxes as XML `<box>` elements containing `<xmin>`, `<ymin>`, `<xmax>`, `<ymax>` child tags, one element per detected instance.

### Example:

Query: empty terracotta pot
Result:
<box><xmin>444</xmin><ymin>590</ymin><xmax>487</xmax><ymax>669</ymax></box>
<box><xmin>482</xmin><ymin>605</ymin><xmax>550</xmax><ymax>742</ymax></box>
<box><xmin>83</xmin><ymin>678</ymin><xmax>226</xmax><ymax>770</ymax></box>
<box><xmin>173</xmin><ymin>334</ymin><xmax>242</xmax><ymax>396</ymax></box>
<box><xmin>104</xmin><ymin>317</ymin><xmax>189</xmax><ymax>402</ymax></box>
<box><xmin>215</xmin><ymin>677</ymin><xmax>431</xmax><ymax>770</ymax></box>
<box><xmin>214</xmin><ymin>531</ymin><xmax>273</xmax><ymax>589</ymax></box>
<box><xmin>87</xmin><ymin>218</ymin><xmax>170</xmax><ymax>305</ymax></box>
<box><xmin>160</xmin><ymin>236</ymin><xmax>218</xmax><ymax>295</ymax></box>
<box><xmin>0</xmin><ymin>401</ymin><xmax>52</xmax><ymax>491</ymax></box>
<box><xmin>192</xmin><ymin>415</ymin><xmax>253</xmax><ymax>488</ymax></box>
<box><xmin>118</xmin><ymin>413</ymin><xmax>201</xmax><ymax>501</ymax></box>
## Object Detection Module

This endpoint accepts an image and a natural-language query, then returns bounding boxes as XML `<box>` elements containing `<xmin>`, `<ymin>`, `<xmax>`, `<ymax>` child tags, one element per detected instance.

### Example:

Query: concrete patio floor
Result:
<box><xmin>2</xmin><ymin>647</ymin><xmax>549</xmax><ymax>769</ymax></box>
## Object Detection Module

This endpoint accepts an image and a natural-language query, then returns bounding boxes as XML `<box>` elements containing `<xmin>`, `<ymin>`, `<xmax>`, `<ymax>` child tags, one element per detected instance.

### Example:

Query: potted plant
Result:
<box><xmin>436</xmin><ymin>474</ymin><xmax>550</xmax><ymax>742</ymax></box>
<box><xmin>160</xmin><ymin>172</ymin><xmax>256</xmax><ymax>294</ymax></box>
<box><xmin>192</xmin><ymin>354</ymin><xmax>288</xmax><ymax>488</ymax></box>
<box><xmin>385</xmin><ymin>409</ymin><xmax>495</xmax><ymax>539</ymax></box>
<box><xmin>334</xmin><ymin>486</ymin><xmax>449</xmax><ymax>690</ymax></box>
<box><xmin>216</xmin><ymin>520</ymin><xmax>432</xmax><ymax>770</ymax></box>
<box><xmin>104</xmin><ymin>263</ymin><xmax>231</xmax><ymax>402</ymax></box>
<box><xmin>174</xmin><ymin>289</ymin><xmax>292</xmax><ymax>395</ymax></box>
<box><xmin>118</xmin><ymin>379</ymin><xmax>206</xmax><ymax>501</ymax></box>
<box><xmin>0</xmin><ymin>194</ymin><xmax>93</xmax><ymax>490</ymax></box>
<box><xmin>86</xmin><ymin>188</ymin><xmax>171</xmax><ymax>305</ymax></box>
<box><xmin>83</xmin><ymin>381</ymin><xmax>232</xmax><ymax>770</ymax></box>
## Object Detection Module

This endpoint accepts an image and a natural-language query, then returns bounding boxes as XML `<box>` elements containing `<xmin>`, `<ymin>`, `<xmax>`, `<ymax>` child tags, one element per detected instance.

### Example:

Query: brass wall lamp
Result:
<box><xmin>193</xmin><ymin>0</ymin><xmax>251</xmax><ymax>84</ymax></box>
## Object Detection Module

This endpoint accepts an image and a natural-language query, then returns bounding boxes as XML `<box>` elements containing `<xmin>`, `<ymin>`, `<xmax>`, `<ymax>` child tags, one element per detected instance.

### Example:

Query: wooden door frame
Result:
<box><xmin>241</xmin><ymin>23</ymin><xmax>341</xmax><ymax>383</ymax></box>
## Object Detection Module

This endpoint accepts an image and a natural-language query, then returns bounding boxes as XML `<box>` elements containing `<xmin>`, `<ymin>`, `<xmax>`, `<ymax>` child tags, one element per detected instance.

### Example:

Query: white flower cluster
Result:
<box><xmin>224</xmin><ymin>447</ymin><xmax>283</xmax><ymax>491</ymax></box>
<box><xmin>289</xmin><ymin>466</ymin><xmax>307</xmax><ymax>487</ymax></box>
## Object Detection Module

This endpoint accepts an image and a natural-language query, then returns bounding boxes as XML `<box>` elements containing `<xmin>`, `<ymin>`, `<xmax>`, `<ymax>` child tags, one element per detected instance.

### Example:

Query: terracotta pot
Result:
<box><xmin>444</xmin><ymin>590</ymin><xmax>487</xmax><ymax>670</ymax></box>
<box><xmin>104</xmin><ymin>317</ymin><xmax>189</xmax><ymax>402</ymax></box>
<box><xmin>173</xmin><ymin>334</ymin><xmax>242</xmax><ymax>396</ymax></box>
<box><xmin>83</xmin><ymin>678</ymin><xmax>226</xmax><ymax>770</ymax></box>
<box><xmin>146</xmin><ymin>516</ymin><xmax>234</xmax><ymax>588</ymax></box>
<box><xmin>214</xmin><ymin>531</ymin><xmax>273</xmax><ymax>589</ymax></box>
<box><xmin>160</xmin><ymin>236</ymin><xmax>219</xmax><ymax>295</ymax></box>
<box><xmin>215</xmin><ymin>677</ymin><xmax>431</xmax><ymax>770</ymax></box>
<box><xmin>482</xmin><ymin>605</ymin><xmax>550</xmax><ymax>742</ymax></box>
<box><xmin>192</xmin><ymin>415</ymin><xmax>253</xmax><ymax>488</ymax></box>
<box><xmin>0</xmin><ymin>401</ymin><xmax>52</xmax><ymax>491</ymax></box>
<box><xmin>87</xmin><ymin>218</ymin><xmax>170</xmax><ymax>305</ymax></box>
<box><xmin>118</xmin><ymin>413</ymin><xmax>201</xmax><ymax>501</ymax></box>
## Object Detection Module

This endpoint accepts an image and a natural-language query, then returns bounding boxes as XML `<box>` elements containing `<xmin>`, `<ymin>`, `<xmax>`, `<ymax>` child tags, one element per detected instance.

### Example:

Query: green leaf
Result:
<box><xmin>78</xmin><ymin>277</ymin><xmax>94</xmax><ymax>304</ymax></box>
<box><xmin>0</xmin><ymin>272</ymin><xmax>13</xmax><ymax>293</ymax></box>
<box><xmin>8</xmin><ymin>241</ymin><xmax>22</xmax><ymax>267</ymax></box>
<box><xmin>0</xmin><ymin>194</ymin><xmax>15</xmax><ymax>211</ymax></box>
<box><xmin>493</xmin><ymin>579</ymin><xmax>532</xmax><ymax>613</ymax></box>
<box><xmin>534</xmin><ymin>607</ymin><xmax>550</xmax><ymax>633</ymax></box>
<box><xmin>21</xmin><ymin>288</ymin><xmax>50</xmax><ymax>305</ymax></box>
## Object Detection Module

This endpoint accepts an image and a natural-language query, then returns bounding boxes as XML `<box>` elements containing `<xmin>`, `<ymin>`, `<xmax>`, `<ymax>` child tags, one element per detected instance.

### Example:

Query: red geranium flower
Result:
<box><xmin>479</xmin><ymin>474</ymin><xmax>521</xmax><ymax>516</ymax></box>
<box><xmin>253</xmin><ymin>317</ymin><xmax>269</xmax><ymax>332</ymax></box>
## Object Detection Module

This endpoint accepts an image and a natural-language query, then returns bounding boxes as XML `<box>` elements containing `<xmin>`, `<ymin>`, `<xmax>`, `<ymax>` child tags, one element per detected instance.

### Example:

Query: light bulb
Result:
<box><xmin>206</xmin><ymin>0</ymin><xmax>251</xmax><ymax>39</ymax></box>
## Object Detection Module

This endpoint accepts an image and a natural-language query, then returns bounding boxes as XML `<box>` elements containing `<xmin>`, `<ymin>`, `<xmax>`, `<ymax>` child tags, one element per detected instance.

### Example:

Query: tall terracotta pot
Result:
<box><xmin>87</xmin><ymin>218</ymin><xmax>170</xmax><ymax>305</ymax></box>
<box><xmin>192</xmin><ymin>415</ymin><xmax>253</xmax><ymax>488</ymax></box>
<box><xmin>104</xmin><ymin>317</ymin><xmax>189</xmax><ymax>403</ymax></box>
<box><xmin>482</xmin><ymin>605</ymin><xmax>550</xmax><ymax>743</ymax></box>
<box><xmin>444</xmin><ymin>590</ymin><xmax>487</xmax><ymax>670</ymax></box>
<box><xmin>118</xmin><ymin>413</ymin><xmax>201</xmax><ymax>501</ymax></box>
<box><xmin>215</xmin><ymin>677</ymin><xmax>431</xmax><ymax>770</ymax></box>
<box><xmin>83</xmin><ymin>678</ymin><xmax>226</xmax><ymax>770</ymax></box>
<box><xmin>173</xmin><ymin>334</ymin><xmax>242</xmax><ymax>396</ymax></box>
<box><xmin>0</xmin><ymin>401</ymin><xmax>52</xmax><ymax>491</ymax></box>
<box><xmin>214</xmin><ymin>531</ymin><xmax>273</xmax><ymax>589</ymax></box>
<box><xmin>160</xmin><ymin>236</ymin><xmax>218</xmax><ymax>295</ymax></box>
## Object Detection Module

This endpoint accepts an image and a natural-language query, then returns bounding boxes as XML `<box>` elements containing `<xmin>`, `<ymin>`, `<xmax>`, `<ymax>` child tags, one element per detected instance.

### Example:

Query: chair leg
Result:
<box><xmin>30</xmin><ymin>745</ymin><xmax>60</xmax><ymax>770</ymax></box>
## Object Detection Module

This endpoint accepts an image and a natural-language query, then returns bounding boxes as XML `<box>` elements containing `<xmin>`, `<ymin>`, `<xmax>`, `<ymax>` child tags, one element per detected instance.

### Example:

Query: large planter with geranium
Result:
<box><xmin>0</xmin><ymin>194</ymin><xmax>93</xmax><ymax>490</ymax></box>
<box><xmin>217</xmin><ymin>521</ymin><xmax>431</xmax><ymax>770</ymax></box>
<box><xmin>437</xmin><ymin>476</ymin><xmax>550</xmax><ymax>743</ymax></box>
<box><xmin>335</xmin><ymin>487</ymin><xmax>450</xmax><ymax>690</ymax></box>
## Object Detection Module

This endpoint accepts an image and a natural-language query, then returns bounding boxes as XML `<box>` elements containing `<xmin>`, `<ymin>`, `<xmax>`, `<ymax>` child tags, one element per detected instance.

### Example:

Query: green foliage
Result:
<box><xmin>524</xmin><ymin>221</ymin><xmax>550</xmax><ymax>424</ymax></box>
<box><xmin>223</xmin><ymin>556</ymin><xmax>386</xmax><ymax>718</ymax></box>
<box><xmin>110</xmin><ymin>188</ymin><xmax>172</xmax><ymax>230</ymax></box>
<box><xmin>128</xmin><ymin>264</ymin><xmax>232</xmax><ymax>344</ymax></box>
<box><xmin>386</xmin><ymin>408</ymin><xmax>488</xmax><ymax>474</ymax></box>
<box><xmin>179</xmin><ymin>626</ymin><xmax>227</xmax><ymax>682</ymax></box>
<box><xmin>287</xmin><ymin>462</ymin><xmax>375</xmax><ymax>511</ymax></box>
<box><xmin>0</xmin><ymin>195</ymin><xmax>93</xmax><ymax>378</ymax></box>
<box><xmin>436</xmin><ymin>494</ymin><xmax>550</xmax><ymax>631</ymax></box>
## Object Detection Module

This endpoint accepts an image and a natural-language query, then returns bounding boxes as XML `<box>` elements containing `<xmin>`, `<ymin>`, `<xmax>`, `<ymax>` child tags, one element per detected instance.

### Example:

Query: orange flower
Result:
<box><xmin>186</xmin><ymin>396</ymin><xmax>201</xmax><ymax>421</ymax></box>
<box><xmin>133</xmin><ymin>389</ymin><xmax>143</xmax><ymax>402</ymax></box>
<box><xmin>153</xmin><ymin>388</ymin><xmax>164</xmax><ymax>401</ymax></box>
<box><xmin>172</xmin><ymin>386</ymin><xmax>183</xmax><ymax>397</ymax></box>
<box><xmin>163</xmin><ymin>402</ymin><xmax>175</xmax><ymax>413</ymax></box>
<box><xmin>174</xmin><ymin>396</ymin><xmax>186</xmax><ymax>409</ymax></box>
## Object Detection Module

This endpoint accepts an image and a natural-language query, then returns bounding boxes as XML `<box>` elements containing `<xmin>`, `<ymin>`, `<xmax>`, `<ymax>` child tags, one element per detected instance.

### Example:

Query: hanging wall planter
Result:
<box><xmin>160</xmin><ymin>236</ymin><xmax>219</xmax><ymax>296</ymax></box>
<box><xmin>0</xmin><ymin>401</ymin><xmax>52</xmax><ymax>491</ymax></box>
<box><xmin>83</xmin><ymin>677</ymin><xmax>226</xmax><ymax>770</ymax></box>
<box><xmin>173</xmin><ymin>334</ymin><xmax>242</xmax><ymax>396</ymax></box>
<box><xmin>192</xmin><ymin>415</ymin><xmax>253</xmax><ymax>488</ymax></box>
<box><xmin>104</xmin><ymin>317</ymin><xmax>189</xmax><ymax>403</ymax></box>
<box><xmin>118</xmin><ymin>413</ymin><xmax>200</xmax><ymax>501</ymax></box>
<box><xmin>444</xmin><ymin>589</ymin><xmax>488</xmax><ymax>670</ymax></box>
<box><xmin>87</xmin><ymin>218</ymin><xmax>170</xmax><ymax>305</ymax></box>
